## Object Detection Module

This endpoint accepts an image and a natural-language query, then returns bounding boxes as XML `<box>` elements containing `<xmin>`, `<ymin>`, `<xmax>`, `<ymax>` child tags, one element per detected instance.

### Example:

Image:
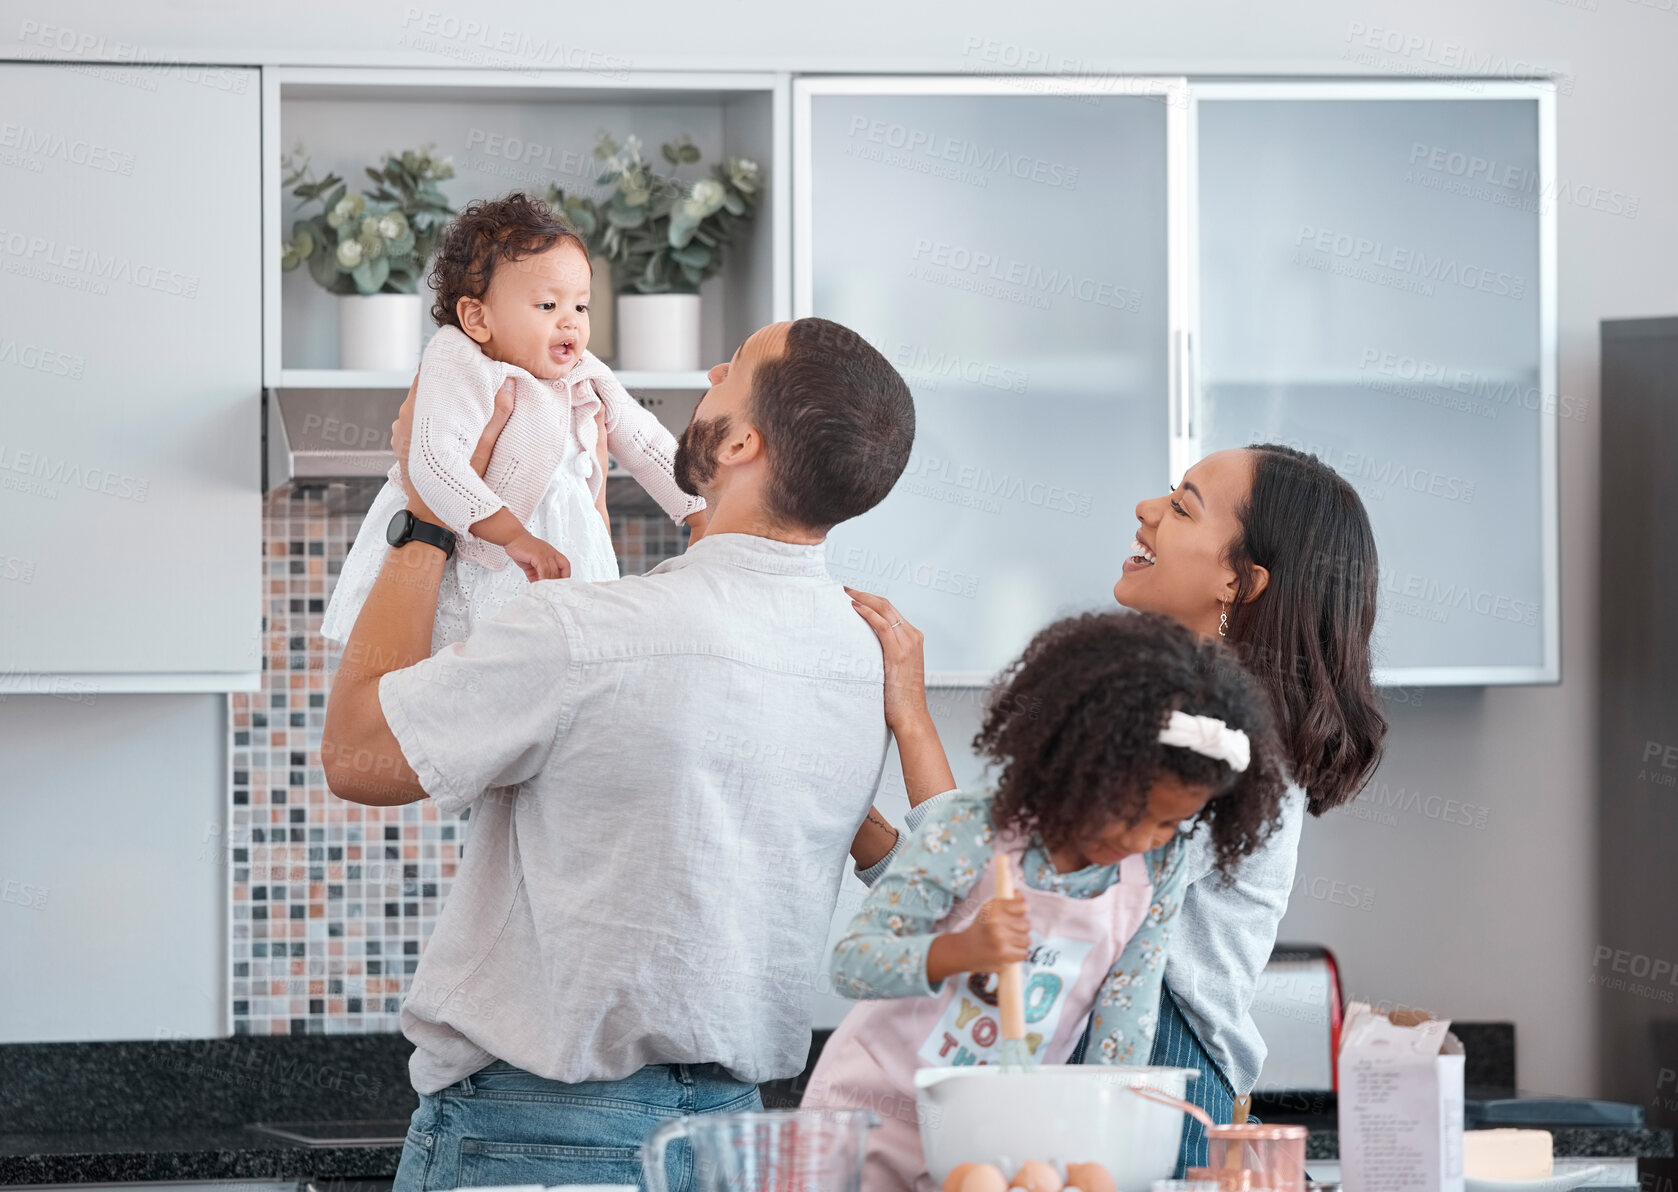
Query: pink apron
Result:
<box><xmin>803</xmin><ymin>837</ymin><xmax>1156</xmax><ymax>1192</ymax></box>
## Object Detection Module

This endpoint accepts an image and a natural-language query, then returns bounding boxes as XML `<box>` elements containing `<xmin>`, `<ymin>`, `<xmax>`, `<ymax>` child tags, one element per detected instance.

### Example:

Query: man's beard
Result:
<box><xmin>673</xmin><ymin>414</ymin><xmax>731</xmax><ymax>496</ymax></box>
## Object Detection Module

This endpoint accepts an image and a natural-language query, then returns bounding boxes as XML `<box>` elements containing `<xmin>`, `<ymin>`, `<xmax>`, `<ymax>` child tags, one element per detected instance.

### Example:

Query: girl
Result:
<box><xmin>322</xmin><ymin>192</ymin><xmax>705</xmax><ymax>651</ymax></box>
<box><xmin>846</xmin><ymin>446</ymin><xmax>1387</xmax><ymax>1173</ymax></box>
<box><xmin>802</xmin><ymin>611</ymin><xmax>1288</xmax><ymax>1192</ymax></box>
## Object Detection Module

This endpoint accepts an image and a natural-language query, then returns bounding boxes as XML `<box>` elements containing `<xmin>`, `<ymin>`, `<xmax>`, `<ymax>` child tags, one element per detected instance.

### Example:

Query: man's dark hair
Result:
<box><xmin>747</xmin><ymin>317</ymin><xmax>915</xmax><ymax>531</ymax></box>
<box><xmin>427</xmin><ymin>192</ymin><xmax>587</xmax><ymax>329</ymax></box>
<box><xmin>979</xmin><ymin>610</ymin><xmax>1288</xmax><ymax>879</ymax></box>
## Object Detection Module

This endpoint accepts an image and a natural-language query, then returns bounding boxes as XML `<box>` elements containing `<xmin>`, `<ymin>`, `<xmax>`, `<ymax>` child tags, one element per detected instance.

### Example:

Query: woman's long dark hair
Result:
<box><xmin>1225</xmin><ymin>445</ymin><xmax>1387</xmax><ymax>814</ymax></box>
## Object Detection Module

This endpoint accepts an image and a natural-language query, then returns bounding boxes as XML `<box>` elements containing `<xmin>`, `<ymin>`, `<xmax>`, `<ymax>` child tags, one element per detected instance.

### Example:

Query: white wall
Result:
<box><xmin>4</xmin><ymin>0</ymin><xmax>1670</xmax><ymax>1096</ymax></box>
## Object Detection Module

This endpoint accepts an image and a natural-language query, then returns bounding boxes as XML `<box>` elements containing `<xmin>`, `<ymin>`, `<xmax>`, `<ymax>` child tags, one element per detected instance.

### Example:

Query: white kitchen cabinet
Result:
<box><xmin>796</xmin><ymin>77</ymin><xmax>1187</xmax><ymax>683</ymax></box>
<box><xmin>1193</xmin><ymin>82</ymin><xmax>1557</xmax><ymax>684</ymax></box>
<box><xmin>0</xmin><ymin>62</ymin><xmax>262</xmax><ymax>691</ymax></box>
<box><xmin>797</xmin><ymin>78</ymin><xmax>1556</xmax><ymax>686</ymax></box>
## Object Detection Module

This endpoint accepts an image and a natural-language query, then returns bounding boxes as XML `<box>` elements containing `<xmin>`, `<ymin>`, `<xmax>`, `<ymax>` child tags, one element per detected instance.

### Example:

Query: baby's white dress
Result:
<box><xmin>321</xmin><ymin>327</ymin><xmax>703</xmax><ymax>654</ymax></box>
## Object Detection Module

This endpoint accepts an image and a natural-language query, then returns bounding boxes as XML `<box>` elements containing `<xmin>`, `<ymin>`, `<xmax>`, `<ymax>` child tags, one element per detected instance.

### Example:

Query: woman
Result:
<box><xmin>847</xmin><ymin>444</ymin><xmax>1387</xmax><ymax>1172</ymax></box>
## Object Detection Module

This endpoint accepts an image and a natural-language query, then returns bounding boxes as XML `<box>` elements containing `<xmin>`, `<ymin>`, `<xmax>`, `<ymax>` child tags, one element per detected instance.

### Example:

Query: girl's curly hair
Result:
<box><xmin>978</xmin><ymin>610</ymin><xmax>1288</xmax><ymax>879</ymax></box>
<box><xmin>427</xmin><ymin>192</ymin><xmax>588</xmax><ymax>329</ymax></box>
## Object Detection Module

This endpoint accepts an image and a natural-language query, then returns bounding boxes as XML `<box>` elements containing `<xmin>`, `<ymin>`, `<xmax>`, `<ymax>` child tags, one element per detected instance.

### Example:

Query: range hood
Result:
<box><xmin>263</xmin><ymin>384</ymin><xmax>406</xmax><ymax>493</ymax></box>
<box><xmin>262</xmin><ymin>383</ymin><xmax>662</xmax><ymax>503</ymax></box>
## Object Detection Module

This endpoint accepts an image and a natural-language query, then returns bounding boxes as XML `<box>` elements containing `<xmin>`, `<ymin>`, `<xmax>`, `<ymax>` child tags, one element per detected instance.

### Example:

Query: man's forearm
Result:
<box><xmin>321</xmin><ymin>510</ymin><xmax>447</xmax><ymax>805</ymax></box>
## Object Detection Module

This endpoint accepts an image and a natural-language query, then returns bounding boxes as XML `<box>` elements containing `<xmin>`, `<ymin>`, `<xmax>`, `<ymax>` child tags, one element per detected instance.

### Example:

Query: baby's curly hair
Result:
<box><xmin>427</xmin><ymin>192</ymin><xmax>587</xmax><ymax>329</ymax></box>
<box><xmin>979</xmin><ymin>611</ymin><xmax>1288</xmax><ymax>879</ymax></box>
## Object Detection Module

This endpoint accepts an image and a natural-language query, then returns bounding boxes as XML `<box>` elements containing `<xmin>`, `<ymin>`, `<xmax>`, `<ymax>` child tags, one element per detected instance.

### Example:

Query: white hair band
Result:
<box><xmin>1158</xmin><ymin>710</ymin><xmax>1251</xmax><ymax>773</ymax></box>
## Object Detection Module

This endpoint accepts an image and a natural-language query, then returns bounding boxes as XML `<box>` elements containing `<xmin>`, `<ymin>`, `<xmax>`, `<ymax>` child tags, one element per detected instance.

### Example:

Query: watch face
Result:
<box><xmin>386</xmin><ymin>509</ymin><xmax>413</xmax><ymax>547</ymax></box>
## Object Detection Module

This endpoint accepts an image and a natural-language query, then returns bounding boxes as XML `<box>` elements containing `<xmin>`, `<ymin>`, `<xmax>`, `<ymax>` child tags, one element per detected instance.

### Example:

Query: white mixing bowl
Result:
<box><xmin>914</xmin><ymin>1064</ymin><xmax>1198</xmax><ymax>1191</ymax></box>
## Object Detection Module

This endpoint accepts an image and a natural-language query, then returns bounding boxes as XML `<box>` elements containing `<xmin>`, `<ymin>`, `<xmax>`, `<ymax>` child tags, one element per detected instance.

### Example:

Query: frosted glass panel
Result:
<box><xmin>808</xmin><ymin>92</ymin><xmax>1171</xmax><ymax>678</ymax></box>
<box><xmin>1198</xmin><ymin>98</ymin><xmax>1547</xmax><ymax>676</ymax></box>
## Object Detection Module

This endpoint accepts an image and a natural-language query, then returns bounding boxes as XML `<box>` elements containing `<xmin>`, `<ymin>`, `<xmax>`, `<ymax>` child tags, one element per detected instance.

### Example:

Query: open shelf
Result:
<box><xmin>274</xmin><ymin>367</ymin><xmax>714</xmax><ymax>391</ymax></box>
<box><xmin>276</xmin><ymin>368</ymin><xmax>413</xmax><ymax>390</ymax></box>
<box><xmin>618</xmin><ymin>370</ymin><xmax>714</xmax><ymax>391</ymax></box>
<box><xmin>263</xmin><ymin>66</ymin><xmax>788</xmax><ymax>389</ymax></box>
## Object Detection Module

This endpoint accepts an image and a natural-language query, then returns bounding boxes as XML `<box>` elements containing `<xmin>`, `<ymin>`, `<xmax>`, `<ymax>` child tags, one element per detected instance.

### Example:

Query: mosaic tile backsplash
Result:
<box><xmin>226</xmin><ymin>480</ymin><xmax>689</xmax><ymax>1035</ymax></box>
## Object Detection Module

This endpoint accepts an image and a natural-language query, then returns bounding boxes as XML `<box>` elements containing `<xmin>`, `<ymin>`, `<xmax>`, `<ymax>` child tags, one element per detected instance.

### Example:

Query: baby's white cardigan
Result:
<box><xmin>391</xmin><ymin>325</ymin><xmax>705</xmax><ymax>570</ymax></box>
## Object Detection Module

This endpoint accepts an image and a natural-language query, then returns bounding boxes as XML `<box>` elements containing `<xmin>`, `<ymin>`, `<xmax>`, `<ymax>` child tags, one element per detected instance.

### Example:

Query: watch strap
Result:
<box><xmin>388</xmin><ymin>509</ymin><xmax>457</xmax><ymax>560</ymax></box>
<box><xmin>406</xmin><ymin>517</ymin><xmax>456</xmax><ymax>559</ymax></box>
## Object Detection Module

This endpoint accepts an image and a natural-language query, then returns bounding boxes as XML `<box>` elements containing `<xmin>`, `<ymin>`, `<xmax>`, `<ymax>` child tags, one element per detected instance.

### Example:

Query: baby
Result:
<box><xmin>322</xmin><ymin>193</ymin><xmax>706</xmax><ymax>650</ymax></box>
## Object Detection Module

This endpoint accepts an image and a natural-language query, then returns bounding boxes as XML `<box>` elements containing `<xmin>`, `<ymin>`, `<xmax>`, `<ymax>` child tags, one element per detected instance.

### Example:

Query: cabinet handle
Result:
<box><xmin>1172</xmin><ymin>328</ymin><xmax>1197</xmax><ymax>442</ymax></box>
<box><xmin>1171</xmin><ymin>329</ymin><xmax>1185</xmax><ymax>439</ymax></box>
<box><xmin>1183</xmin><ymin>329</ymin><xmax>1197</xmax><ymax>441</ymax></box>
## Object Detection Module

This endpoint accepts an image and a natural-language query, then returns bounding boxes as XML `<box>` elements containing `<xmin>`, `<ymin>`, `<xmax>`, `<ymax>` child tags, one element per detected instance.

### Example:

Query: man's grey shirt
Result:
<box><xmin>379</xmin><ymin>533</ymin><xmax>890</xmax><ymax>1093</ymax></box>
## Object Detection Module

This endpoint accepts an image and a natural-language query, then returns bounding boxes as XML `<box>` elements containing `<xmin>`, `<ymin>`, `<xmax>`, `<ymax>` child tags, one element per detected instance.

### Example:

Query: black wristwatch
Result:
<box><xmin>386</xmin><ymin>509</ymin><xmax>457</xmax><ymax>559</ymax></box>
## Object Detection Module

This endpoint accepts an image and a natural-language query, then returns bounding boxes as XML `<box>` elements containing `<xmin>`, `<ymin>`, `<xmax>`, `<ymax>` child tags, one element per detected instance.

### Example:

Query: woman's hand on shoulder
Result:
<box><xmin>846</xmin><ymin>587</ymin><xmax>930</xmax><ymax>734</ymax></box>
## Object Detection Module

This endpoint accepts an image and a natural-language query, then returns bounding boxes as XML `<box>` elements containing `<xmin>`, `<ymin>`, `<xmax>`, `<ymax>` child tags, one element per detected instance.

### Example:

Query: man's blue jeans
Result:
<box><xmin>392</xmin><ymin>1060</ymin><xmax>763</xmax><ymax>1192</ymax></box>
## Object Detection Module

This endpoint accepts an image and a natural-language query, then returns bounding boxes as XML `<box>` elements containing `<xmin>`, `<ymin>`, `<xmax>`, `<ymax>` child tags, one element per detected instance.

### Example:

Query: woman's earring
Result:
<box><xmin>1219</xmin><ymin>601</ymin><xmax>1230</xmax><ymax>638</ymax></box>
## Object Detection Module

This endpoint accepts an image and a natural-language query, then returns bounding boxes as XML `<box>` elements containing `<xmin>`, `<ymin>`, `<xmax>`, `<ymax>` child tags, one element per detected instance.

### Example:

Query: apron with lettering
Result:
<box><xmin>802</xmin><ymin>836</ymin><xmax>1155</xmax><ymax>1192</ymax></box>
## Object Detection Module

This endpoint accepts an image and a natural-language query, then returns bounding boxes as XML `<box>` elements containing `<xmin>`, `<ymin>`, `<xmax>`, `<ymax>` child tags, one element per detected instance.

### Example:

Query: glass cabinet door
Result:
<box><xmin>1193</xmin><ymin>83</ymin><xmax>1557</xmax><ymax>683</ymax></box>
<box><xmin>797</xmin><ymin>79</ymin><xmax>1183</xmax><ymax>681</ymax></box>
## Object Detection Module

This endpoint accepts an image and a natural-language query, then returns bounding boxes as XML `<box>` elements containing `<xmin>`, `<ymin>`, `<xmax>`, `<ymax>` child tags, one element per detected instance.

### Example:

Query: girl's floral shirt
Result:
<box><xmin>835</xmin><ymin>788</ymin><xmax>1189</xmax><ymax>1063</ymax></box>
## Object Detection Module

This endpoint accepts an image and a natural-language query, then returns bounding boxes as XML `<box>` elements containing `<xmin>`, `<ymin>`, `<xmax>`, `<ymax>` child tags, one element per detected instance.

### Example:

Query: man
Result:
<box><xmin>322</xmin><ymin>317</ymin><xmax>915</xmax><ymax>1192</ymax></box>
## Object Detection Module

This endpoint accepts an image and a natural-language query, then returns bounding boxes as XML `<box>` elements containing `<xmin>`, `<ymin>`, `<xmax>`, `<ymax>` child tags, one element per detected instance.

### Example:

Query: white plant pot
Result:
<box><xmin>616</xmin><ymin>292</ymin><xmax>702</xmax><ymax>372</ymax></box>
<box><xmin>589</xmin><ymin>257</ymin><xmax>616</xmax><ymax>362</ymax></box>
<box><xmin>338</xmin><ymin>292</ymin><xmax>423</xmax><ymax>372</ymax></box>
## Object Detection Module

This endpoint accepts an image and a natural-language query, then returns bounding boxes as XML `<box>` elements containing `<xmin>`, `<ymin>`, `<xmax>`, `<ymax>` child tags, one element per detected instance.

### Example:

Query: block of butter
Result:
<box><xmin>1463</xmin><ymin>1129</ymin><xmax>1554</xmax><ymax>1181</ymax></box>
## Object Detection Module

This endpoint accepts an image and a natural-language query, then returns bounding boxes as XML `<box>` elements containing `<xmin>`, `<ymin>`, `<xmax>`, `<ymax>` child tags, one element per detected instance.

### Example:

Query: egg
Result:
<box><xmin>957</xmin><ymin>1163</ymin><xmax>1009</xmax><ymax>1192</ymax></box>
<box><xmin>945</xmin><ymin>1164</ymin><xmax>984</xmax><ymax>1192</ymax></box>
<box><xmin>1009</xmin><ymin>1160</ymin><xmax>1064</xmax><ymax>1192</ymax></box>
<box><xmin>1064</xmin><ymin>1162</ymin><xmax>1117</xmax><ymax>1192</ymax></box>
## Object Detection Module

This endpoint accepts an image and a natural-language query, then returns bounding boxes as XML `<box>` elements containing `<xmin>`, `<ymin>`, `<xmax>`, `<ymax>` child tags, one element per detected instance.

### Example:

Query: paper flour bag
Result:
<box><xmin>1337</xmin><ymin>1002</ymin><xmax>1465</xmax><ymax>1192</ymax></box>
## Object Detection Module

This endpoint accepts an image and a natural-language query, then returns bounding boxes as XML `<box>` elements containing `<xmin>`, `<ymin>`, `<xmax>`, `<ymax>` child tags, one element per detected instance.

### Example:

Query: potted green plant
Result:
<box><xmin>280</xmin><ymin>146</ymin><xmax>455</xmax><ymax>371</ymax></box>
<box><xmin>570</xmin><ymin>134</ymin><xmax>760</xmax><ymax>372</ymax></box>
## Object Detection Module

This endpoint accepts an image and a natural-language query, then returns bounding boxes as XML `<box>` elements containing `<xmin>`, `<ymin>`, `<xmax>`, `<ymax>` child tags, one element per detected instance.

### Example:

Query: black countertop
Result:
<box><xmin>1240</xmin><ymin>1025</ymin><xmax>1673</xmax><ymax>1165</ymax></box>
<box><xmin>0</xmin><ymin>1037</ymin><xmax>417</xmax><ymax>1185</ymax></box>
<box><xmin>0</xmin><ymin>1128</ymin><xmax>403</xmax><ymax>1187</ymax></box>
<box><xmin>2</xmin><ymin>1034</ymin><xmax>1670</xmax><ymax>1185</ymax></box>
